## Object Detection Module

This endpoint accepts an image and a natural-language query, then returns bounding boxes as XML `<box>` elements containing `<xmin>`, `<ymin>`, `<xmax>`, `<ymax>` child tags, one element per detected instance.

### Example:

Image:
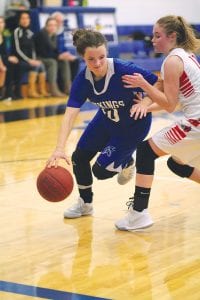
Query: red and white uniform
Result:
<box><xmin>152</xmin><ymin>48</ymin><xmax>200</xmax><ymax>168</ymax></box>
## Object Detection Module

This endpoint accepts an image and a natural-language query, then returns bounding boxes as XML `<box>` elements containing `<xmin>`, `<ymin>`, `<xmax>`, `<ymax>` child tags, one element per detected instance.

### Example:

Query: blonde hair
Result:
<box><xmin>157</xmin><ymin>15</ymin><xmax>200</xmax><ymax>52</ymax></box>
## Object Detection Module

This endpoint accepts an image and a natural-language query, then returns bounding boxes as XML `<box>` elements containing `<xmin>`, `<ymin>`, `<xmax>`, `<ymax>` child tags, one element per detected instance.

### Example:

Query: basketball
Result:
<box><xmin>37</xmin><ymin>166</ymin><xmax>74</xmax><ymax>202</ymax></box>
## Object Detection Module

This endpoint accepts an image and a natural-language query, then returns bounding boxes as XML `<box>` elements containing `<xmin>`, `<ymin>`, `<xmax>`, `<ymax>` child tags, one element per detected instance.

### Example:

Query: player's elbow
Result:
<box><xmin>166</xmin><ymin>106</ymin><xmax>175</xmax><ymax>113</ymax></box>
<box><xmin>165</xmin><ymin>102</ymin><xmax>177</xmax><ymax>113</ymax></box>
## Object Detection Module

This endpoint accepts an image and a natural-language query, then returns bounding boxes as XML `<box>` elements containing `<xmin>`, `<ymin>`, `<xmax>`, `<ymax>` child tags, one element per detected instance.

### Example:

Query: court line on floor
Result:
<box><xmin>0</xmin><ymin>281</ymin><xmax>110</xmax><ymax>300</ymax></box>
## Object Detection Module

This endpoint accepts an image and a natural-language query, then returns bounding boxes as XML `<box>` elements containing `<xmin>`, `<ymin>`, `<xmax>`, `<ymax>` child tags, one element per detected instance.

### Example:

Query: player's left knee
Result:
<box><xmin>167</xmin><ymin>157</ymin><xmax>194</xmax><ymax>178</ymax></box>
<box><xmin>92</xmin><ymin>162</ymin><xmax>117</xmax><ymax>180</ymax></box>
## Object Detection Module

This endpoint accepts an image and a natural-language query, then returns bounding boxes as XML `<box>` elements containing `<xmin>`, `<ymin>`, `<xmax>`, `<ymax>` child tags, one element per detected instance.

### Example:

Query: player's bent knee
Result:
<box><xmin>92</xmin><ymin>162</ymin><xmax>117</xmax><ymax>180</ymax></box>
<box><xmin>167</xmin><ymin>157</ymin><xmax>194</xmax><ymax>178</ymax></box>
<box><xmin>72</xmin><ymin>148</ymin><xmax>94</xmax><ymax>165</ymax></box>
<box><xmin>136</xmin><ymin>140</ymin><xmax>158</xmax><ymax>175</ymax></box>
<box><xmin>71</xmin><ymin>149</ymin><xmax>82</xmax><ymax>166</ymax></box>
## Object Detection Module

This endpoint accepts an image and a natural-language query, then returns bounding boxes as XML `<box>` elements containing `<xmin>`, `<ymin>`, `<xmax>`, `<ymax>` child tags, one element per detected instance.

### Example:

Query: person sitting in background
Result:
<box><xmin>29</xmin><ymin>0</ymin><xmax>42</xmax><ymax>8</ymax></box>
<box><xmin>0</xmin><ymin>53</ymin><xmax>7</xmax><ymax>100</ymax></box>
<box><xmin>0</xmin><ymin>16</ymin><xmax>7</xmax><ymax>100</ymax></box>
<box><xmin>51</xmin><ymin>11</ymin><xmax>80</xmax><ymax>83</ymax></box>
<box><xmin>13</xmin><ymin>12</ymin><xmax>50</xmax><ymax>98</ymax></box>
<box><xmin>34</xmin><ymin>17</ymin><xmax>71</xmax><ymax>97</ymax></box>
<box><xmin>5</xmin><ymin>0</ymin><xmax>30</xmax><ymax>31</ymax></box>
<box><xmin>0</xmin><ymin>16</ymin><xmax>20</xmax><ymax>100</ymax></box>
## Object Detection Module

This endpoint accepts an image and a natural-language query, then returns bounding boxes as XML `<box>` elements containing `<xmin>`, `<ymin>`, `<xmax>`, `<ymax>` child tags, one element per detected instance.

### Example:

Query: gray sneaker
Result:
<box><xmin>117</xmin><ymin>160</ymin><xmax>135</xmax><ymax>185</ymax></box>
<box><xmin>64</xmin><ymin>197</ymin><xmax>93</xmax><ymax>219</ymax></box>
<box><xmin>115</xmin><ymin>207</ymin><xmax>153</xmax><ymax>231</ymax></box>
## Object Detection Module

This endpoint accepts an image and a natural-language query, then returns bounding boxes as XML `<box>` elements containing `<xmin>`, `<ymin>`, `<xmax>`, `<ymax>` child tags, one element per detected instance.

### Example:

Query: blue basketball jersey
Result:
<box><xmin>67</xmin><ymin>58</ymin><xmax>157</xmax><ymax>171</ymax></box>
<box><xmin>67</xmin><ymin>58</ymin><xmax>157</xmax><ymax>135</ymax></box>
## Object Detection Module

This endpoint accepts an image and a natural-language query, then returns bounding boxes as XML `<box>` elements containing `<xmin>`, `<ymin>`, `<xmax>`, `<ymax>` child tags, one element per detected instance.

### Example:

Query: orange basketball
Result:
<box><xmin>37</xmin><ymin>166</ymin><xmax>74</xmax><ymax>202</ymax></box>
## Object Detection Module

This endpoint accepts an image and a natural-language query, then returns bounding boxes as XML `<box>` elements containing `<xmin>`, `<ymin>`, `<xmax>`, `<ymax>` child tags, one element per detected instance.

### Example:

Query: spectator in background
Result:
<box><xmin>51</xmin><ymin>11</ymin><xmax>80</xmax><ymax>83</ymax></box>
<box><xmin>0</xmin><ymin>16</ymin><xmax>20</xmax><ymax>100</ymax></box>
<box><xmin>0</xmin><ymin>45</ymin><xmax>7</xmax><ymax>100</ymax></box>
<box><xmin>0</xmin><ymin>17</ymin><xmax>7</xmax><ymax>100</ymax></box>
<box><xmin>34</xmin><ymin>17</ymin><xmax>70</xmax><ymax>97</ymax></box>
<box><xmin>13</xmin><ymin>12</ymin><xmax>50</xmax><ymax>98</ymax></box>
<box><xmin>5</xmin><ymin>0</ymin><xmax>30</xmax><ymax>31</ymax></box>
<box><xmin>29</xmin><ymin>0</ymin><xmax>42</xmax><ymax>8</ymax></box>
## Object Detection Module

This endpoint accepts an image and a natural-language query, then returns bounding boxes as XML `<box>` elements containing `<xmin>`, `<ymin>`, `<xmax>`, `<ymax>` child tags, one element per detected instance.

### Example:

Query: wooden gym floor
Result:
<box><xmin>0</xmin><ymin>97</ymin><xmax>200</xmax><ymax>300</ymax></box>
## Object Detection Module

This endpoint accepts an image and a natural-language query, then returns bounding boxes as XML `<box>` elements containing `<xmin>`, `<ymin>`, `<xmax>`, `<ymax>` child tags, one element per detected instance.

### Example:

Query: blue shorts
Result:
<box><xmin>77</xmin><ymin>111</ymin><xmax>152</xmax><ymax>172</ymax></box>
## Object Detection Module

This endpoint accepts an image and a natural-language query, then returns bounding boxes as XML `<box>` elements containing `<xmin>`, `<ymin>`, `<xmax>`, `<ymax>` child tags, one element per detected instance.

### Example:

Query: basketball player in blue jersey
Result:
<box><xmin>47</xmin><ymin>29</ymin><xmax>158</xmax><ymax>219</ymax></box>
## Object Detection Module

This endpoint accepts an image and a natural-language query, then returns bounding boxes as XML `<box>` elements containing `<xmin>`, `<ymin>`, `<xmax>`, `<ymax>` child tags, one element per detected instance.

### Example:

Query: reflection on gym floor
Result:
<box><xmin>0</xmin><ymin>98</ymin><xmax>200</xmax><ymax>300</ymax></box>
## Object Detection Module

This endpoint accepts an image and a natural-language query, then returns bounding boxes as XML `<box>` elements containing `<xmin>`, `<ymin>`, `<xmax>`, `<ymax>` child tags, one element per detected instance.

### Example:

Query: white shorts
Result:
<box><xmin>152</xmin><ymin>118</ymin><xmax>200</xmax><ymax>168</ymax></box>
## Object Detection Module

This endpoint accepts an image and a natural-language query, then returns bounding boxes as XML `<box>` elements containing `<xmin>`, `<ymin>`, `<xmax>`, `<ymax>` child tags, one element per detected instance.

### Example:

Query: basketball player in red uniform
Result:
<box><xmin>116</xmin><ymin>15</ymin><xmax>200</xmax><ymax>231</ymax></box>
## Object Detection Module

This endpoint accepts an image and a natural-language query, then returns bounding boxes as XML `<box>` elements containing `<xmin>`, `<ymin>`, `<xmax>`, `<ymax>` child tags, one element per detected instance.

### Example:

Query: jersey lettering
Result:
<box><xmin>96</xmin><ymin>100</ymin><xmax>125</xmax><ymax>110</ymax></box>
<box><xmin>95</xmin><ymin>100</ymin><xmax>125</xmax><ymax>122</ymax></box>
<box><xmin>102</xmin><ymin>108</ymin><xmax>120</xmax><ymax>122</ymax></box>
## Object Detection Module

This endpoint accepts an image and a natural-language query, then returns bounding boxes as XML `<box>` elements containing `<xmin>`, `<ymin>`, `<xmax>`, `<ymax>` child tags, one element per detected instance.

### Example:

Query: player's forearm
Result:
<box><xmin>141</xmin><ymin>81</ymin><xmax>169</xmax><ymax>109</ymax></box>
<box><xmin>55</xmin><ymin>121</ymin><xmax>72</xmax><ymax>151</ymax></box>
<box><xmin>142</xmin><ymin>96</ymin><xmax>153</xmax><ymax>106</ymax></box>
<box><xmin>147</xmin><ymin>102</ymin><xmax>164</xmax><ymax>112</ymax></box>
<box><xmin>55</xmin><ymin>107</ymin><xmax>79</xmax><ymax>151</ymax></box>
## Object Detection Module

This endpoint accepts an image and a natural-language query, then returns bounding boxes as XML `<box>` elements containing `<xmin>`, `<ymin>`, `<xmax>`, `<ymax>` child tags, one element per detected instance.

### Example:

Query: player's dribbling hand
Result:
<box><xmin>46</xmin><ymin>149</ymin><xmax>70</xmax><ymax>168</ymax></box>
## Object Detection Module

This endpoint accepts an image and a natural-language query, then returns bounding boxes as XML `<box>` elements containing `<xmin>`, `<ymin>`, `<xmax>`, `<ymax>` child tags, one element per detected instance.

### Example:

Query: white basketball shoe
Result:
<box><xmin>115</xmin><ymin>207</ymin><xmax>153</xmax><ymax>231</ymax></box>
<box><xmin>64</xmin><ymin>197</ymin><xmax>93</xmax><ymax>219</ymax></box>
<box><xmin>117</xmin><ymin>160</ymin><xmax>135</xmax><ymax>185</ymax></box>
